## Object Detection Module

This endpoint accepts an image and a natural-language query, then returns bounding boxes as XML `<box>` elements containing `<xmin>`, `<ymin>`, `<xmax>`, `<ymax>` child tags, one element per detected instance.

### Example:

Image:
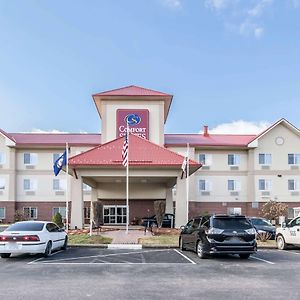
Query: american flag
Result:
<box><xmin>122</xmin><ymin>133</ymin><xmax>129</xmax><ymax>167</ymax></box>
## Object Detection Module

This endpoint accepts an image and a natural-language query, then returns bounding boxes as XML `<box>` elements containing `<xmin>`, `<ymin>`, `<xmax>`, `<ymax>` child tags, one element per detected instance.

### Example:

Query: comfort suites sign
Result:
<box><xmin>116</xmin><ymin>109</ymin><xmax>149</xmax><ymax>139</ymax></box>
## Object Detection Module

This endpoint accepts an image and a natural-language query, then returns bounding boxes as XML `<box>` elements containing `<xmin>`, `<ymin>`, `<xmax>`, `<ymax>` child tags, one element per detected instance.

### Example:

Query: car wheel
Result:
<box><xmin>0</xmin><ymin>253</ymin><xmax>11</xmax><ymax>259</ymax></box>
<box><xmin>239</xmin><ymin>253</ymin><xmax>250</xmax><ymax>259</ymax></box>
<box><xmin>276</xmin><ymin>235</ymin><xmax>287</xmax><ymax>250</ymax></box>
<box><xmin>44</xmin><ymin>241</ymin><xmax>52</xmax><ymax>257</ymax></box>
<box><xmin>196</xmin><ymin>240</ymin><xmax>207</xmax><ymax>259</ymax></box>
<box><xmin>61</xmin><ymin>236</ymin><xmax>68</xmax><ymax>251</ymax></box>
<box><xmin>179</xmin><ymin>237</ymin><xmax>186</xmax><ymax>251</ymax></box>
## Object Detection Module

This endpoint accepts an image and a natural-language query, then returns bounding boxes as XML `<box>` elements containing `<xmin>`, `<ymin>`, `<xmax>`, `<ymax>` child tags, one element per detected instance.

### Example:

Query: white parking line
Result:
<box><xmin>250</xmin><ymin>256</ymin><xmax>275</xmax><ymax>265</ymax></box>
<box><xmin>282</xmin><ymin>250</ymin><xmax>300</xmax><ymax>255</ymax></box>
<box><xmin>27</xmin><ymin>250</ymin><xmax>64</xmax><ymax>265</ymax></box>
<box><xmin>174</xmin><ymin>249</ymin><xmax>196</xmax><ymax>264</ymax></box>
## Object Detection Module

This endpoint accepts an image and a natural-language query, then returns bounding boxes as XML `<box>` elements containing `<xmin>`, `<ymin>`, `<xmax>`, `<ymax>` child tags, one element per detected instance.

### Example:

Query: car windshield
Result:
<box><xmin>213</xmin><ymin>218</ymin><xmax>252</xmax><ymax>230</ymax></box>
<box><xmin>251</xmin><ymin>218</ymin><xmax>272</xmax><ymax>226</ymax></box>
<box><xmin>6</xmin><ymin>222</ymin><xmax>44</xmax><ymax>232</ymax></box>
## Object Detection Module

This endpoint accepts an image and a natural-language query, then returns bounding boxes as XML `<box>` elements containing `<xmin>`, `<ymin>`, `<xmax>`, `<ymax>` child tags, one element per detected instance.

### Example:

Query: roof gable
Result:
<box><xmin>0</xmin><ymin>129</ymin><xmax>16</xmax><ymax>146</ymax></box>
<box><xmin>69</xmin><ymin>134</ymin><xmax>201</xmax><ymax>171</ymax></box>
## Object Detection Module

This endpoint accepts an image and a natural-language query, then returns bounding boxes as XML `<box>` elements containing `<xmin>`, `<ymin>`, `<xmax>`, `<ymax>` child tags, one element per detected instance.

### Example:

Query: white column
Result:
<box><xmin>165</xmin><ymin>188</ymin><xmax>173</xmax><ymax>214</ymax></box>
<box><xmin>175</xmin><ymin>176</ymin><xmax>188</xmax><ymax>228</ymax></box>
<box><xmin>70</xmin><ymin>175</ymin><xmax>84</xmax><ymax>229</ymax></box>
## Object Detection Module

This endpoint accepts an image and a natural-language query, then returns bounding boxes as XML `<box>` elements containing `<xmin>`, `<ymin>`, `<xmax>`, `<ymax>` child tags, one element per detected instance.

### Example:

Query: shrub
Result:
<box><xmin>256</xmin><ymin>231</ymin><xmax>272</xmax><ymax>242</ymax></box>
<box><xmin>154</xmin><ymin>200</ymin><xmax>166</xmax><ymax>228</ymax></box>
<box><xmin>52</xmin><ymin>212</ymin><xmax>64</xmax><ymax>228</ymax></box>
<box><xmin>260</xmin><ymin>200</ymin><xmax>288</xmax><ymax>224</ymax></box>
<box><xmin>14</xmin><ymin>210</ymin><xmax>27</xmax><ymax>222</ymax></box>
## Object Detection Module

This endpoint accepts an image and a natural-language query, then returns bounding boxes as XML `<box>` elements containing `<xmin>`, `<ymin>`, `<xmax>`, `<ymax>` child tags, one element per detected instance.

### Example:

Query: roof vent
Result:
<box><xmin>203</xmin><ymin>125</ymin><xmax>209</xmax><ymax>137</ymax></box>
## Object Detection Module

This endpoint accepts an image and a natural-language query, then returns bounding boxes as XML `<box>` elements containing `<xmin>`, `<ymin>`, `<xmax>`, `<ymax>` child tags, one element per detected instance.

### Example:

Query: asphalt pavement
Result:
<box><xmin>1</xmin><ymin>247</ymin><xmax>300</xmax><ymax>300</ymax></box>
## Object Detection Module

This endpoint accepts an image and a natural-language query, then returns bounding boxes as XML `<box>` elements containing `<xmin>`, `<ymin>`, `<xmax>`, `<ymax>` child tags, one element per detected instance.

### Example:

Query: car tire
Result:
<box><xmin>61</xmin><ymin>236</ymin><xmax>68</xmax><ymax>251</ymax></box>
<box><xmin>0</xmin><ymin>253</ymin><xmax>11</xmax><ymax>258</ymax></box>
<box><xmin>179</xmin><ymin>238</ymin><xmax>186</xmax><ymax>251</ymax></box>
<box><xmin>276</xmin><ymin>235</ymin><xmax>287</xmax><ymax>250</ymax></box>
<box><xmin>239</xmin><ymin>253</ymin><xmax>250</xmax><ymax>259</ymax></box>
<box><xmin>196</xmin><ymin>240</ymin><xmax>208</xmax><ymax>259</ymax></box>
<box><xmin>44</xmin><ymin>241</ymin><xmax>52</xmax><ymax>257</ymax></box>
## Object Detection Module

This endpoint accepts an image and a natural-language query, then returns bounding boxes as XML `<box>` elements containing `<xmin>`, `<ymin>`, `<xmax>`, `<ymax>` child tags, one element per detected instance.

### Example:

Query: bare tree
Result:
<box><xmin>260</xmin><ymin>200</ymin><xmax>288</xmax><ymax>224</ymax></box>
<box><xmin>154</xmin><ymin>200</ymin><xmax>166</xmax><ymax>228</ymax></box>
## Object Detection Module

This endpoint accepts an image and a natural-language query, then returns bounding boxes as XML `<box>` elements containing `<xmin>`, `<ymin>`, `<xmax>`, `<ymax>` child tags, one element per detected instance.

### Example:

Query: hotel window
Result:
<box><xmin>53</xmin><ymin>179</ymin><xmax>66</xmax><ymax>191</ymax></box>
<box><xmin>53</xmin><ymin>207</ymin><xmax>66</xmax><ymax>219</ymax></box>
<box><xmin>258</xmin><ymin>179</ymin><xmax>272</xmax><ymax>191</ymax></box>
<box><xmin>199</xmin><ymin>180</ymin><xmax>212</xmax><ymax>191</ymax></box>
<box><xmin>0</xmin><ymin>207</ymin><xmax>5</xmax><ymax>219</ymax></box>
<box><xmin>227</xmin><ymin>207</ymin><xmax>242</xmax><ymax>215</ymax></box>
<box><xmin>0</xmin><ymin>178</ymin><xmax>5</xmax><ymax>190</ymax></box>
<box><xmin>288</xmin><ymin>154</ymin><xmax>300</xmax><ymax>165</ymax></box>
<box><xmin>24</xmin><ymin>207</ymin><xmax>37</xmax><ymax>219</ymax></box>
<box><xmin>199</xmin><ymin>154</ymin><xmax>212</xmax><ymax>166</ymax></box>
<box><xmin>259</xmin><ymin>153</ymin><xmax>272</xmax><ymax>165</ymax></box>
<box><xmin>23</xmin><ymin>179</ymin><xmax>37</xmax><ymax>191</ymax></box>
<box><xmin>228</xmin><ymin>154</ymin><xmax>240</xmax><ymax>166</ymax></box>
<box><xmin>24</xmin><ymin>153</ymin><xmax>38</xmax><ymax>165</ymax></box>
<box><xmin>53</xmin><ymin>153</ymin><xmax>62</xmax><ymax>164</ymax></box>
<box><xmin>227</xmin><ymin>180</ymin><xmax>241</xmax><ymax>191</ymax></box>
<box><xmin>83</xmin><ymin>183</ymin><xmax>92</xmax><ymax>191</ymax></box>
<box><xmin>0</xmin><ymin>152</ymin><xmax>6</xmax><ymax>165</ymax></box>
<box><xmin>288</xmin><ymin>180</ymin><xmax>300</xmax><ymax>191</ymax></box>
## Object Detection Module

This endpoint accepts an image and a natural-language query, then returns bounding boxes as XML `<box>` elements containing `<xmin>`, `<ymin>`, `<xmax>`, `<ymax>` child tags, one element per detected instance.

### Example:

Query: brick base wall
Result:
<box><xmin>0</xmin><ymin>201</ymin><xmax>16</xmax><ymax>223</ymax></box>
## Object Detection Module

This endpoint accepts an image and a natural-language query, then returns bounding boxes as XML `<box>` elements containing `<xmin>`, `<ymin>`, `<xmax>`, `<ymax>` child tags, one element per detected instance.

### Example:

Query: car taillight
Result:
<box><xmin>22</xmin><ymin>235</ymin><xmax>40</xmax><ymax>241</ymax></box>
<box><xmin>0</xmin><ymin>236</ymin><xmax>7</xmax><ymax>241</ymax></box>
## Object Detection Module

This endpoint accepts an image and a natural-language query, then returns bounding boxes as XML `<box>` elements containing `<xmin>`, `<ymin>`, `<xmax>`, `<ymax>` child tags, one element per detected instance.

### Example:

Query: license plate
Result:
<box><xmin>6</xmin><ymin>243</ymin><xmax>20</xmax><ymax>250</ymax></box>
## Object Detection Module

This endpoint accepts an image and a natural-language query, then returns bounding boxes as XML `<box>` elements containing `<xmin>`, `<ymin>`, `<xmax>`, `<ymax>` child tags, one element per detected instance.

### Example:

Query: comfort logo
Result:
<box><xmin>125</xmin><ymin>114</ymin><xmax>141</xmax><ymax>126</ymax></box>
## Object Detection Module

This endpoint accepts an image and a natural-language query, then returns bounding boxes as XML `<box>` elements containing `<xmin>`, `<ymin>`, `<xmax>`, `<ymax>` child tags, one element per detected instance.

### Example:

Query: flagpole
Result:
<box><xmin>65</xmin><ymin>143</ymin><xmax>69</xmax><ymax>232</ymax></box>
<box><xmin>126</xmin><ymin>123</ymin><xmax>129</xmax><ymax>234</ymax></box>
<box><xmin>186</xmin><ymin>143</ymin><xmax>189</xmax><ymax>222</ymax></box>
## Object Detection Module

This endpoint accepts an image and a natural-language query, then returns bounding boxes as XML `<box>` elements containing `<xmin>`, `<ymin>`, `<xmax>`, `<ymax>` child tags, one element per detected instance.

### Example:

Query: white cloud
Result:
<box><xmin>248</xmin><ymin>0</ymin><xmax>273</xmax><ymax>17</ymax></box>
<box><xmin>30</xmin><ymin>128</ymin><xmax>69</xmax><ymax>134</ymax></box>
<box><xmin>239</xmin><ymin>20</ymin><xmax>264</xmax><ymax>39</ymax></box>
<box><xmin>205</xmin><ymin>0</ymin><xmax>235</xmax><ymax>11</ymax></box>
<box><xmin>162</xmin><ymin>0</ymin><xmax>182</xmax><ymax>9</ymax></box>
<box><xmin>254</xmin><ymin>26</ymin><xmax>264</xmax><ymax>38</ymax></box>
<box><xmin>201</xmin><ymin>120</ymin><xmax>270</xmax><ymax>134</ymax></box>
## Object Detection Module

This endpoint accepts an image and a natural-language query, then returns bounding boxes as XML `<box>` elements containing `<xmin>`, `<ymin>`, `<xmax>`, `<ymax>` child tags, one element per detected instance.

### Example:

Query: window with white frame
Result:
<box><xmin>288</xmin><ymin>154</ymin><xmax>300</xmax><ymax>165</ymax></box>
<box><xmin>53</xmin><ymin>207</ymin><xmax>66</xmax><ymax>219</ymax></box>
<box><xmin>24</xmin><ymin>153</ymin><xmax>38</xmax><ymax>165</ymax></box>
<box><xmin>228</xmin><ymin>154</ymin><xmax>240</xmax><ymax>166</ymax></box>
<box><xmin>288</xmin><ymin>180</ymin><xmax>300</xmax><ymax>191</ymax></box>
<box><xmin>84</xmin><ymin>207</ymin><xmax>91</xmax><ymax>219</ymax></box>
<box><xmin>83</xmin><ymin>183</ymin><xmax>92</xmax><ymax>191</ymax></box>
<box><xmin>53</xmin><ymin>179</ymin><xmax>66</xmax><ymax>191</ymax></box>
<box><xmin>0</xmin><ymin>207</ymin><xmax>5</xmax><ymax>219</ymax></box>
<box><xmin>227</xmin><ymin>207</ymin><xmax>242</xmax><ymax>215</ymax></box>
<box><xmin>0</xmin><ymin>178</ymin><xmax>5</xmax><ymax>190</ymax></box>
<box><xmin>0</xmin><ymin>152</ymin><xmax>6</xmax><ymax>165</ymax></box>
<box><xmin>227</xmin><ymin>180</ymin><xmax>241</xmax><ymax>191</ymax></box>
<box><xmin>259</xmin><ymin>179</ymin><xmax>272</xmax><ymax>191</ymax></box>
<box><xmin>23</xmin><ymin>179</ymin><xmax>37</xmax><ymax>191</ymax></box>
<box><xmin>199</xmin><ymin>179</ymin><xmax>212</xmax><ymax>191</ymax></box>
<box><xmin>199</xmin><ymin>154</ymin><xmax>212</xmax><ymax>166</ymax></box>
<box><xmin>259</xmin><ymin>153</ymin><xmax>272</xmax><ymax>165</ymax></box>
<box><xmin>24</xmin><ymin>207</ymin><xmax>37</xmax><ymax>219</ymax></box>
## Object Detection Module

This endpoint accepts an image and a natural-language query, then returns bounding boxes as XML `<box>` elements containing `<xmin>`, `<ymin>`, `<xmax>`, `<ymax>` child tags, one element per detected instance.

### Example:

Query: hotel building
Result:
<box><xmin>1</xmin><ymin>85</ymin><xmax>300</xmax><ymax>228</ymax></box>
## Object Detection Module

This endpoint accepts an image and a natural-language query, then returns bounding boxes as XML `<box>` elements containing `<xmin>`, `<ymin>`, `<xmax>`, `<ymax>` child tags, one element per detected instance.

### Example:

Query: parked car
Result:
<box><xmin>140</xmin><ymin>213</ymin><xmax>175</xmax><ymax>228</ymax></box>
<box><xmin>0</xmin><ymin>221</ymin><xmax>68</xmax><ymax>258</ymax></box>
<box><xmin>179</xmin><ymin>215</ymin><xmax>257</xmax><ymax>259</ymax></box>
<box><xmin>247</xmin><ymin>217</ymin><xmax>276</xmax><ymax>240</ymax></box>
<box><xmin>276</xmin><ymin>215</ymin><xmax>300</xmax><ymax>250</ymax></box>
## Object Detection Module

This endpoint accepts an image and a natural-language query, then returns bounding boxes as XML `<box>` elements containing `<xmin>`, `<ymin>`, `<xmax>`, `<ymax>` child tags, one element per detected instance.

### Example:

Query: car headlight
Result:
<box><xmin>206</xmin><ymin>228</ymin><xmax>224</xmax><ymax>234</ymax></box>
<box><xmin>245</xmin><ymin>228</ymin><xmax>256</xmax><ymax>235</ymax></box>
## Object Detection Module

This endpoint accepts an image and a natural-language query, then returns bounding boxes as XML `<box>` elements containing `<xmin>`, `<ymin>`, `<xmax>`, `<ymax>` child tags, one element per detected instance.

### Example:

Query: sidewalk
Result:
<box><xmin>100</xmin><ymin>229</ymin><xmax>152</xmax><ymax>244</ymax></box>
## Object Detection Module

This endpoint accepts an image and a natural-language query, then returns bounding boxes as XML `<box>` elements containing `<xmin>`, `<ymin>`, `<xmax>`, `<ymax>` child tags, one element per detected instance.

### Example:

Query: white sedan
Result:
<box><xmin>0</xmin><ymin>221</ymin><xmax>68</xmax><ymax>258</ymax></box>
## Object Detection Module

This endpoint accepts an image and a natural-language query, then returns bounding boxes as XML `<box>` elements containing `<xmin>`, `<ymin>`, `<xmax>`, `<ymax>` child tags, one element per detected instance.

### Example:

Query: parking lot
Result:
<box><xmin>1</xmin><ymin>247</ymin><xmax>300</xmax><ymax>299</ymax></box>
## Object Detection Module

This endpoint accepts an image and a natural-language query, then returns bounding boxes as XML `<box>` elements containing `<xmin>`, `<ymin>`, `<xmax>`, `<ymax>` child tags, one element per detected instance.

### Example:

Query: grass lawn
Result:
<box><xmin>138</xmin><ymin>235</ymin><xmax>179</xmax><ymax>246</ymax></box>
<box><xmin>257</xmin><ymin>239</ymin><xmax>276</xmax><ymax>248</ymax></box>
<box><xmin>68</xmin><ymin>234</ymin><xmax>112</xmax><ymax>245</ymax></box>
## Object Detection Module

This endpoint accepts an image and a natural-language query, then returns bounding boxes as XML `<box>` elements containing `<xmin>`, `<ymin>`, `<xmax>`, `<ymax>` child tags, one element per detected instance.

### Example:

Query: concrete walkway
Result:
<box><xmin>101</xmin><ymin>229</ymin><xmax>152</xmax><ymax>244</ymax></box>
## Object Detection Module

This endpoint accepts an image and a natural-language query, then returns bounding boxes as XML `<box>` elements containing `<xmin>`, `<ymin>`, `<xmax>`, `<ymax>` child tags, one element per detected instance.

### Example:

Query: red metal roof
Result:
<box><xmin>93</xmin><ymin>85</ymin><xmax>171</xmax><ymax>97</ymax></box>
<box><xmin>164</xmin><ymin>134</ymin><xmax>256</xmax><ymax>147</ymax></box>
<box><xmin>9</xmin><ymin>133</ymin><xmax>101</xmax><ymax>146</ymax></box>
<box><xmin>69</xmin><ymin>134</ymin><xmax>201</xmax><ymax>169</ymax></box>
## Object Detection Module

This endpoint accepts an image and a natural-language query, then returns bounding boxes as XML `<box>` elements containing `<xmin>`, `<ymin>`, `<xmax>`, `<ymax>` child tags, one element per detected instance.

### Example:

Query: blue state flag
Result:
<box><xmin>53</xmin><ymin>151</ymin><xmax>67</xmax><ymax>176</ymax></box>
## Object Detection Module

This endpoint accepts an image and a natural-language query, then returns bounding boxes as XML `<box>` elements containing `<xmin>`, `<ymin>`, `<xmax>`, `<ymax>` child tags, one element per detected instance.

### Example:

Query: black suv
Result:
<box><xmin>179</xmin><ymin>215</ymin><xmax>257</xmax><ymax>259</ymax></box>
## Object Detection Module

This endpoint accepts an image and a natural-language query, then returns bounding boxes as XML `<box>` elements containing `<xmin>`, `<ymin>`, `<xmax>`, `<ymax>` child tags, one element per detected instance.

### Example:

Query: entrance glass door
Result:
<box><xmin>103</xmin><ymin>205</ymin><xmax>127</xmax><ymax>225</ymax></box>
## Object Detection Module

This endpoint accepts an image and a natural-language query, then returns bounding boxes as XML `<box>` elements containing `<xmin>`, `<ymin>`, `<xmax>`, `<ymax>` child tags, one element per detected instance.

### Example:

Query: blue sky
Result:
<box><xmin>0</xmin><ymin>0</ymin><xmax>299</xmax><ymax>134</ymax></box>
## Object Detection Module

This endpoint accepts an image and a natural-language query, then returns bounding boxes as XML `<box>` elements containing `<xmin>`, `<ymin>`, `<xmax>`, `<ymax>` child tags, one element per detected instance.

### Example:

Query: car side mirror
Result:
<box><xmin>180</xmin><ymin>225</ymin><xmax>185</xmax><ymax>231</ymax></box>
<box><xmin>282</xmin><ymin>222</ymin><xmax>286</xmax><ymax>228</ymax></box>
